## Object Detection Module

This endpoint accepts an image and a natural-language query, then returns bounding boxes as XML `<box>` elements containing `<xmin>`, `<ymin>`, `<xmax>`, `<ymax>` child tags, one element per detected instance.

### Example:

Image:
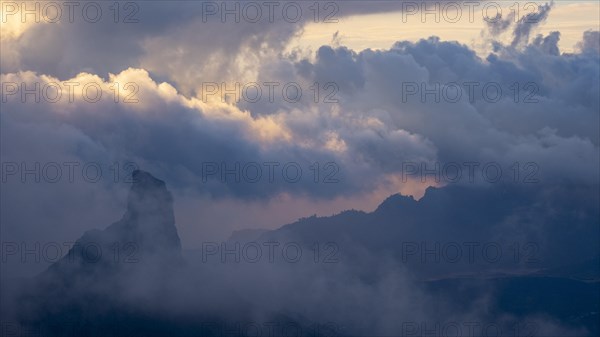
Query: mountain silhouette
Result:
<box><xmin>10</xmin><ymin>172</ymin><xmax>599</xmax><ymax>336</ymax></box>
<box><xmin>16</xmin><ymin>170</ymin><xmax>189</xmax><ymax>336</ymax></box>
<box><xmin>255</xmin><ymin>183</ymin><xmax>600</xmax><ymax>278</ymax></box>
<box><xmin>15</xmin><ymin>170</ymin><xmax>333</xmax><ymax>337</ymax></box>
<box><xmin>43</xmin><ymin>170</ymin><xmax>182</xmax><ymax>275</ymax></box>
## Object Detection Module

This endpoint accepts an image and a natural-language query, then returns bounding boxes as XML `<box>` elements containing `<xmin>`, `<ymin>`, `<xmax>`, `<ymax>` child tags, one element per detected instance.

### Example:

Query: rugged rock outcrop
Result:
<box><xmin>17</xmin><ymin>170</ymin><xmax>185</xmax><ymax>336</ymax></box>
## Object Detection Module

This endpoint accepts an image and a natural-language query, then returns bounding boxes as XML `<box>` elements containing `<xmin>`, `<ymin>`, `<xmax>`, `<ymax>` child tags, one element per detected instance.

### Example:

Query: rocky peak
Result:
<box><xmin>51</xmin><ymin>170</ymin><xmax>182</xmax><ymax>271</ymax></box>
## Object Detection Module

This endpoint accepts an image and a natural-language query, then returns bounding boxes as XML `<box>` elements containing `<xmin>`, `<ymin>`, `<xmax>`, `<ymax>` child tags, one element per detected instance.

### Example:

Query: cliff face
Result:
<box><xmin>49</xmin><ymin>170</ymin><xmax>182</xmax><ymax>275</ymax></box>
<box><xmin>125</xmin><ymin>169</ymin><xmax>180</xmax><ymax>253</ymax></box>
<box><xmin>15</xmin><ymin>170</ymin><xmax>320</xmax><ymax>336</ymax></box>
<box><xmin>18</xmin><ymin>171</ymin><xmax>185</xmax><ymax>336</ymax></box>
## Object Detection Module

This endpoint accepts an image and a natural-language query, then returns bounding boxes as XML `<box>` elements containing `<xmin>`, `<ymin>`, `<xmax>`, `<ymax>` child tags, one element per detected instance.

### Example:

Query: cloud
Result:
<box><xmin>0</xmin><ymin>0</ymin><xmax>429</xmax><ymax>80</ymax></box>
<box><xmin>577</xmin><ymin>30</ymin><xmax>600</xmax><ymax>54</ymax></box>
<box><xmin>511</xmin><ymin>1</ymin><xmax>554</xmax><ymax>48</ymax></box>
<box><xmin>2</xmin><ymin>10</ymin><xmax>599</xmax><ymax>247</ymax></box>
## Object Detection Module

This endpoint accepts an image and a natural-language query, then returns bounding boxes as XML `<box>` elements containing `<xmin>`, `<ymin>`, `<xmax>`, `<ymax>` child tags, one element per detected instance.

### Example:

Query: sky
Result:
<box><xmin>1</xmin><ymin>0</ymin><xmax>599</xmax><ymax>256</ymax></box>
<box><xmin>296</xmin><ymin>1</ymin><xmax>599</xmax><ymax>54</ymax></box>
